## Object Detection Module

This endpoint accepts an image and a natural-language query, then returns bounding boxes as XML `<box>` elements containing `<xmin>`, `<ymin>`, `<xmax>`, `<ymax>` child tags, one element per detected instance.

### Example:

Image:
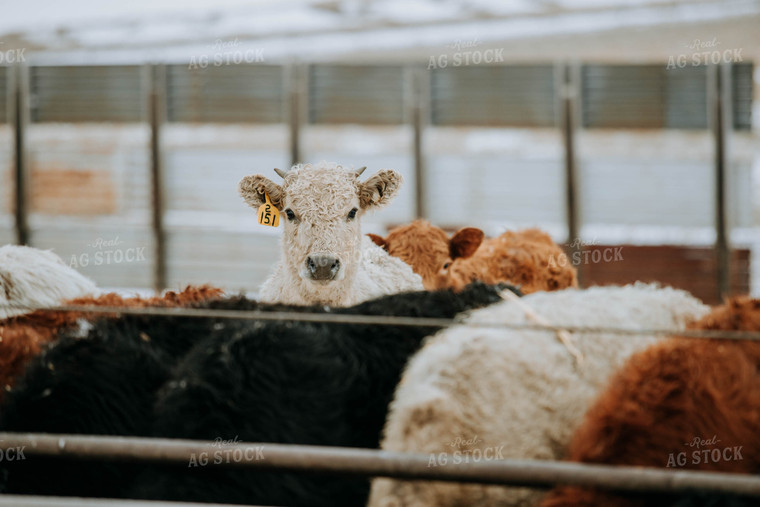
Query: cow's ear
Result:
<box><xmin>450</xmin><ymin>227</ymin><xmax>484</xmax><ymax>260</ymax></box>
<box><xmin>367</xmin><ymin>233</ymin><xmax>388</xmax><ymax>251</ymax></box>
<box><xmin>239</xmin><ymin>175</ymin><xmax>284</xmax><ymax>210</ymax></box>
<box><xmin>359</xmin><ymin>170</ymin><xmax>402</xmax><ymax>209</ymax></box>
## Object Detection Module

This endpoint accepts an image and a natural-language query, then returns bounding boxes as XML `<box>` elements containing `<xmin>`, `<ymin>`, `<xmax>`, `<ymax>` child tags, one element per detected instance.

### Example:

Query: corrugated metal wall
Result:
<box><xmin>732</xmin><ymin>64</ymin><xmax>754</xmax><ymax>130</ymax></box>
<box><xmin>0</xmin><ymin>66</ymin><xmax>13</xmax><ymax>247</ymax></box>
<box><xmin>167</xmin><ymin>65</ymin><xmax>285</xmax><ymax>123</ymax></box>
<box><xmin>309</xmin><ymin>65</ymin><xmax>406</xmax><ymax>124</ymax></box>
<box><xmin>0</xmin><ymin>66</ymin><xmax>7</xmax><ymax>123</ymax></box>
<box><xmin>15</xmin><ymin>63</ymin><xmax>753</xmax><ymax>128</ymax></box>
<box><xmin>30</xmin><ymin>66</ymin><xmax>143</xmax><ymax>122</ymax></box>
<box><xmin>431</xmin><ymin>65</ymin><xmax>555</xmax><ymax>127</ymax></box>
<box><xmin>0</xmin><ymin>61</ymin><xmax>756</xmax><ymax>295</ymax></box>
<box><xmin>582</xmin><ymin>64</ymin><xmax>753</xmax><ymax>129</ymax></box>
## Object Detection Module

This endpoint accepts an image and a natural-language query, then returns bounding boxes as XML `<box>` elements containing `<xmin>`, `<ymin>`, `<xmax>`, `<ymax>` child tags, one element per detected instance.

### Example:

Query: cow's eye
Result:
<box><xmin>285</xmin><ymin>209</ymin><xmax>296</xmax><ymax>221</ymax></box>
<box><xmin>442</xmin><ymin>262</ymin><xmax>451</xmax><ymax>270</ymax></box>
<box><xmin>347</xmin><ymin>208</ymin><xmax>358</xmax><ymax>221</ymax></box>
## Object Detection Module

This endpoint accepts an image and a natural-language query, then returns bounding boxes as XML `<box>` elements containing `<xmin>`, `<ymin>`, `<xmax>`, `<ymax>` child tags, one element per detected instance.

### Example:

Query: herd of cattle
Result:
<box><xmin>0</xmin><ymin>161</ymin><xmax>758</xmax><ymax>506</ymax></box>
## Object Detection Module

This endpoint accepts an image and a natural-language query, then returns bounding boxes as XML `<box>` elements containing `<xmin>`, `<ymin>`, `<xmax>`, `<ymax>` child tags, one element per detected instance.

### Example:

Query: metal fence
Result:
<box><xmin>3</xmin><ymin>63</ymin><xmax>753</xmax><ymax>128</ymax></box>
<box><xmin>1</xmin><ymin>61</ymin><xmax>755</xmax><ymax>299</ymax></box>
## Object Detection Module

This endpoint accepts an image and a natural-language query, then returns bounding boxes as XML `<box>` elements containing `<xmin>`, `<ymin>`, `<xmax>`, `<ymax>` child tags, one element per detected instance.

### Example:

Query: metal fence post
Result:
<box><xmin>148</xmin><ymin>64</ymin><xmax>167</xmax><ymax>293</ymax></box>
<box><xmin>409</xmin><ymin>66</ymin><xmax>429</xmax><ymax>220</ymax></box>
<box><xmin>11</xmin><ymin>63</ymin><xmax>30</xmax><ymax>246</ymax></box>
<box><xmin>287</xmin><ymin>63</ymin><xmax>306</xmax><ymax>167</ymax></box>
<box><xmin>557</xmin><ymin>62</ymin><xmax>582</xmax><ymax>282</ymax></box>
<box><xmin>708</xmin><ymin>62</ymin><xmax>732</xmax><ymax>301</ymax></box>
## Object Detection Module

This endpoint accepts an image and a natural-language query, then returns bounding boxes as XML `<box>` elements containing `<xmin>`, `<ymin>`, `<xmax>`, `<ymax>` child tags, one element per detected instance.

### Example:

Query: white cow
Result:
<box><xmin>239</xmin><ymin>162</ymin><xmax>423</xmax><ymax>306</ymax></box>
<box><xmin>369</xmin><ymin>283</ymin><xmax>709</xmax><ymax>507</ymax></box>
<box><xmin>0</xmin><ymin>245</ymin><xmax>98</xmax><ymax>319</ymax></box>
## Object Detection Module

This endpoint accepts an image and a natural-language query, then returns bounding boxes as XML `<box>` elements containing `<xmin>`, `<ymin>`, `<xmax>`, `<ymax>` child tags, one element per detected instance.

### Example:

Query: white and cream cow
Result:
<box><xmin>239</xmin><ymin>162</ymin><xmax>423</xmax><ymax>306</ymax></box>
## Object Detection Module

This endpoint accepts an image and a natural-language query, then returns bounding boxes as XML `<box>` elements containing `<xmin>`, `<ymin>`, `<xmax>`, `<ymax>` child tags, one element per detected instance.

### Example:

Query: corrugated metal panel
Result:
<box><xmin>0</xmin><ymin>129</ymin><xmax>14</xmax><ymax>218</ymax></box>
<box><xmin>0</xmin><ymin>227</ymin><xmax>14</xmax><ymax>246</ymax></box>
<box><xmin>167</xmin><ymin>65</ymin><xmax>284</xmax><ymax>123</ymax></box>
<box><xmin>0</xmin><ymin>66</ymin><xmax>7</xmax><ymax>123</ymax></box>
<box><xmin>166</xmin><ymin>229</ymin><xmax>281</xmax><ymax>292</ymax></box>
<box><xmin>426</xmin><ymin>155</ymin><xmax>564</xmax><ymax>226</ymax></box>
<box><xmin>732</xmin><ymin>63</ymin><xmax>753</xmax><ymax>130</ymax></box>
<box><xmin>164</xmin><ymin>147</ymin><xmax>289</xmax><ymax>213</ymax></box>
<box><xmin>27</xmin><ymin>125</ymin><xmax>151</xmax><ymax>217</ymax></box>
<box><xmin>309</xmin><ymin>65</ymin><xmax>405</xmax><ymax>124</ymax></box>
<box><xmin>665</xmin><ymin>66</ymin><xmax>707</xmax><ymax>128</ymax></box>
<box><xmin>31</xmin><ymin>66</ymin><xmax>143</xmax><ymax>123</ymax></box>
<box><xmin>583</xmin><ymin>65</ymin><xmax>668</xmax><ymax>128</ymax></box>
<box><xmin>431</xmin><ymin>66</ymin><xmax>555</xmax><ymax>127</ymax></box>
<box><xmin>580</xmin><ymin>159</ymin><xmax>713</xmax><ymax>227</ymax></box>
<box><xmin>30</xmin><ymin>226</ymin><xmax>155</xmax><ymax>288</ymax></box>
<box><xmin>584</xmin><ymin>64</ymin><xmax>753</xmax><ymax>130</ymax></box>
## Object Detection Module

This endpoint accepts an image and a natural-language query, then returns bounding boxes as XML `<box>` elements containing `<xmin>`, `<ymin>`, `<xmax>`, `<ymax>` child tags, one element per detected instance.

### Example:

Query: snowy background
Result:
<box><xmin>0</xmin><ymin>0</ymin><xmax>758</xmax><ymax>299</ymax></box>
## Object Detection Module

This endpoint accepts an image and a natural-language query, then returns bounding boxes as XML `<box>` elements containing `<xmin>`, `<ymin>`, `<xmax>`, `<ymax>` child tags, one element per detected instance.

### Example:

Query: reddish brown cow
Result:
<box><xmin>541</xmin><ymin>296</ymin><xmax>760</xmax><ymax>507</ymax></box>
<box><xmin>370</xmin><ymin>221</ymin><xmax>577</xmax><ymax>294</ymax></box>
<box><xmin>0</xmin><ymin>285</ymin><xmax>224</xmax><ymax>399</ymax></box>
<box><xmin>368</xmin><ymin>220</ymin><xmax>483</xmax><ymax>289</ymax></box>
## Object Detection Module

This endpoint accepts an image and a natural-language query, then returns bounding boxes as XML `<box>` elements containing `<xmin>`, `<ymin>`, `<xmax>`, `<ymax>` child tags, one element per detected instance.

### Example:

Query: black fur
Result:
<box><xmin>0</xmin><ymin>296</ymin><xmax>315</xmax><ymax>497</ymax></box>
<box><xmin>134</xmin><ymin>282</ymin><xmax>517</xmax><ymax>506</ymax></box>
<box><xmin>0</xmin><ymin>283</ymin><xmax>516</xmax><ymax>503</ymax></box>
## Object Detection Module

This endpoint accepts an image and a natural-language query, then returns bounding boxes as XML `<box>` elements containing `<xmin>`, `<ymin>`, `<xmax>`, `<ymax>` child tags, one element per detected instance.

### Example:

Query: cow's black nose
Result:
<box><xmin>306</xmin><ymin>255</ymin><xmax>341</xmax><ymax>281</ymax></box>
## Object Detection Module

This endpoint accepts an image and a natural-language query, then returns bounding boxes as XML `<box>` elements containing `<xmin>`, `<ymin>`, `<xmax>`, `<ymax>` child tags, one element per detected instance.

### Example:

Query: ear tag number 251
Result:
<box><xmin>257</xmin><ymin>193</ymin><xmax>280</xmax><ymax>227</ymax></box>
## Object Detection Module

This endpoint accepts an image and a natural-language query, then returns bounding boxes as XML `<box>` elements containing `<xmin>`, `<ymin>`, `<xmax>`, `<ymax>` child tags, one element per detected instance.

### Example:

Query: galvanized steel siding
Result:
<box><xmin>583</xmin><ymin>65</ymin><xmax>668</xmax><ymax>128</ymax></box>
<box><xmin>0</xmin><ymin>67</ymin><xmax>7</xmax><ymax>122</ymax></box>
<box><xmin>665</xmin><ymin>66</ymin><xmax>707</xmax><ymax>128</ymax></box>
<box><xmin>309</xmin><ymin>65</ymin><xmax>405</xmax><ymax>124</ymax></box>
<box><xmin>583</xmin><ymin>64</ymin><xmax>752</xmax><ymax>130</ymax></box>
<box><xmin>31</xmin><ymin>66</ymin><xmax>143</xmax><ymax>122</ymax></box>
<box><xmin>733</xmin><ymin>63</ymin><xmax>753</xmax><ymax>130</ymax></box>
<box><xmin>7</xmin><ymin>63</ymin><xmax>750</xmax><ymax>129</ymax></box>
<box><xmin>167</xmin><ymin>65</ymin><xmax>284</xmax><ymax>123</ymax></box>
<box><xmin>431</xmin><ymin>65</ymin><xmax>555</xmax><ymax>127</ymax></box>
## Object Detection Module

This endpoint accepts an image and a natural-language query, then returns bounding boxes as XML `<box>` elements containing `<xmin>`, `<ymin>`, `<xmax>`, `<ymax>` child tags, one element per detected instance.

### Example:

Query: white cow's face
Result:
<box><xmin>240</xmin><ymin>162</ymin><xmax>402</xmax><ymax>287</ymax></box>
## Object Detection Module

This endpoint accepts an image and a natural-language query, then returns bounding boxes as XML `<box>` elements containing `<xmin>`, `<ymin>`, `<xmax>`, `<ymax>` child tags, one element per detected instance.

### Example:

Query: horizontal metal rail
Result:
<box><xmin>2</xmin><ymin>302</ymin><xmax>760</xmax><ymax>341</ymax></box>
<box><xmin>0</xmin><ymin>496</ymin><xmax>249</xmax><ymax>507</ymax></box>
<box><xmin>1</xmin><ymin>433</ymin><xmax>759</xmax><ymax>497</ymax></box>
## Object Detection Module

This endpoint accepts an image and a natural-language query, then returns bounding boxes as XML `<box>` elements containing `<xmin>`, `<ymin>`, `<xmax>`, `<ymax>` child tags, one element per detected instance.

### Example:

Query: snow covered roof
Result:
<box><xmin>1</xmin><ymin>0</ymin><xmax>758</xmax><ymax>65</ymax></box>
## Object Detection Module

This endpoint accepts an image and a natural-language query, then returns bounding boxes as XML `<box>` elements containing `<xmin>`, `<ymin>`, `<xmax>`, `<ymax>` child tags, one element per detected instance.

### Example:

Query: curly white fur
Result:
<box><xmin>369</xmin><ymin>283</ymin><xmax>710</xmax><ymax>507</ymax></box>
<box><xmin>0</xmin><ymin>245</ymin><xmax>99</xmax><ymax>320</ymax></box>
<box><xmin>240</xmin><ymin>162</ymin><xmax>423</xmax><ymax>306</ymax></box>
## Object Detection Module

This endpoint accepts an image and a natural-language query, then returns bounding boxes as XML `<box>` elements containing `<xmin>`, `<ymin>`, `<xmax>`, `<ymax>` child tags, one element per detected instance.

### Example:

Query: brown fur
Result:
<box><xmin>0</xmin><ymin>286</ymin><xmax>224</xmax><ymax>399</ymax></box>
<box><xmin>541</xmin><ymin>296</ymin><xmax>760</xmax><ymax>507</ymax></box>
<box><xmin>369</xmin><ymin>220</ymin><xmax>484</xmax><ymax>290</ymax></box>
<box><xmin>367</xmin><ymin>233</ymin><xmax>388</xmax><ymax>250</ymax></box>
<box><xmin>432</xmin><ymin>228</ymin><xmax>578</xmax><ymax>294</ymax></box>
<box><xmin>358</xmin><ymin>170</ymin><xmax>403</xmax><ymax>209</ymax></box>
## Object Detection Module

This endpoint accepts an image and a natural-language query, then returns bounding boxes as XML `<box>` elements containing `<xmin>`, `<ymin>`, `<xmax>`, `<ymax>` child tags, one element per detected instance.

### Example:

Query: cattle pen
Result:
<box><xmin>0</xmin><ymin>297</ymin><xmax>760</xmax><ymax>506</ymax></box>
<box><xmin>1</xmin><ymin>1</ymin><xmax>760</xmax><ymax>506</ymax></box>
<box><xmin>1</xmin><ymin>59</ymin><xmax>757</xmax><ymax>303</ymax></box>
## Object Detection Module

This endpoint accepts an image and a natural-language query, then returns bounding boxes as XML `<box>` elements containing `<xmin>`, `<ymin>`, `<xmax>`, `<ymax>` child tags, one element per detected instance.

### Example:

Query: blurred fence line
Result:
<box><xmin>0</xmin><ymin>61</ymin><xmax>755</xmax><ymax>301</ymax></box>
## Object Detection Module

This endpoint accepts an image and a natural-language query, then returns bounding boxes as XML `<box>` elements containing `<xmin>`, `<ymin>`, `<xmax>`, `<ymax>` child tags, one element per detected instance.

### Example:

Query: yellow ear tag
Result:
<box><xmin>257</xmin><ymin>193</ymin><xmax>280</xmax><ymax>227</ymax></box>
